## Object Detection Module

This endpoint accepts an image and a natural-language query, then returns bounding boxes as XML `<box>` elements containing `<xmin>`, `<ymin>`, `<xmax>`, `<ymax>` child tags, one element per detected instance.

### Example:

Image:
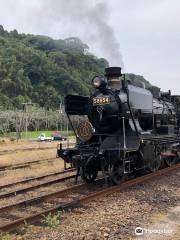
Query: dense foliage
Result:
<box><xmin>0</xmin><ymin>26</ymin><xmax>157</xmax><ymax>110</ymax></box>
<box><xmin>0</xmin><ymin>26</ymin><xmax>108</xmax><ymax>109</ymax></box>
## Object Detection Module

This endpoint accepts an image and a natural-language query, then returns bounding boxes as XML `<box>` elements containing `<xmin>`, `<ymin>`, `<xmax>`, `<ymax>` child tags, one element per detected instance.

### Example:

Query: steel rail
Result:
<box><xmin>0</xmin><ymin>142</ymin><xmax>75</xmax><ymax>156</ymax></box>
<box><xmin>0</xmin><ymin>146</ymin><xmax>56</xmax><ymax>156</ymax></box>
<box><xmin>0</xmin><ymin>180</ymin><xmax>89</xmax><ymax>212</ymax></box>
<box><xmin>0</xmin><ymin>158</ymin><xmax>57</xmax><ymax>171</ymax></box>
<box><xmin>0</xmin><ymin>163</ymin><xmax>179</xmax><ymax>232</ymax></box>
<box><xmin>0</xmin><ymin>173</ymin><xmax>76</xmax><ymax>199</ymax></box>
<box><xmin>0</xmin><ymin>168</ymin><xmax>75</xmax><ymax>190</ymax></box>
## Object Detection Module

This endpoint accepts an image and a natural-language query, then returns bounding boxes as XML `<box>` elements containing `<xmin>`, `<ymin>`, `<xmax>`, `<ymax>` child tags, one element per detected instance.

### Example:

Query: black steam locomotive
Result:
<box><xmin>57</xmin><ymin>67</ymin><xmax>180</xmax><ymax>184</ymax></box>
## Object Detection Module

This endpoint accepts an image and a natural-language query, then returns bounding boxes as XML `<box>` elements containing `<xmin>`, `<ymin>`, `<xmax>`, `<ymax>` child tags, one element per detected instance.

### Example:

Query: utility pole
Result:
<box><xmin>66</xmin><ymin>117</ymin><xmax>69</xmax><ymax>148</ymax></box>
<box><xmin>22</xmin><ymin>102</ymin><xmax>33</xmax><ymax>138</ymax></box>
<box><xmin>59</xmin><ymin>102</ymin><xmax>63</xmax><ymax>132</ymax></box>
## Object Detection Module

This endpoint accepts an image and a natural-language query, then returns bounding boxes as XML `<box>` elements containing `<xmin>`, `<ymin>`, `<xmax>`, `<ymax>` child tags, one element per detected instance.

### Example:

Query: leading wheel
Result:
<box><xmin>80</xmin><ymin>167</ymin><xmax>98</xmax><ymax>183</ymax></box>
<box><xmin>111</xmin><ymin>162</ymin><xmax>124</xmax><ymax>185</ymax></box>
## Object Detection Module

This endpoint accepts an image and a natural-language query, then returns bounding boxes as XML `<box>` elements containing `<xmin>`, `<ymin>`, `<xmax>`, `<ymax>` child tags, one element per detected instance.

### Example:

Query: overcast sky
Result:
<box><xmin>0</xmin><ymin>0</ymin><xmax>179</xmax><ymax>93</ymax></box>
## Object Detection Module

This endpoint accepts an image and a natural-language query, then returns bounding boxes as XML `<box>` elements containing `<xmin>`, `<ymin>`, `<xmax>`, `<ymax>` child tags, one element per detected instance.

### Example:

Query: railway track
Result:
<box><xmin>0</xmin><ymin>163</ymin><xmax>179</xmax><ymax>233</ymax></box>
<box><xmin>0</xmin><ymin>146</ymin><xmax>56</xmax><ymax>156</ymax></box>
<box><xmin>0</xmin><ymin>142</ymin><xmax>75</xmax><ymax>156</ymax></box>
<box><xmin>0</xmin><ymin>168</ymin><xmax>76</xmax><ymax>198</ymax></box>
<box><xmin>0</xmin><ymin>168</ymin><xmax>75</xmax><ymax>189</ymax></box>
<box><xmin>0</xmin><ymin>157</ymin><xmax>58</xmax><ymax>171</ymax></box>
<box><xmin>0</xmin><ymin>143</ymin><xmax>75</xmax><ymax>171</ymax></box>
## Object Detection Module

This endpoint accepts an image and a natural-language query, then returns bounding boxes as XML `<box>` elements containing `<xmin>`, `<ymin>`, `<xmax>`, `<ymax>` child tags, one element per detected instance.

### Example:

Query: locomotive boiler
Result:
<box><xmin>57</xmin><ymin>67</ymin><xmax>180</xmax><ymax>184</ymax></box>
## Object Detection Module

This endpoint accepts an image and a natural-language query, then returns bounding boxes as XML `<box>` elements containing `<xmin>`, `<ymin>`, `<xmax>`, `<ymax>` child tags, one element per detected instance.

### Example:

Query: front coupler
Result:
<box><xmin>57</xmin><ymin>143</ymin><xmax>78</xmax><ymax>169</ymax></box>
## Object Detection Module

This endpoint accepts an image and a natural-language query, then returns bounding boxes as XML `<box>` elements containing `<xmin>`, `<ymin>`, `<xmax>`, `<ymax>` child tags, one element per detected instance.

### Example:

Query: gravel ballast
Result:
<box><xmin>7</xmin><ymin>168</ymin><xmax>180</xmax><ymax>240</ymax></box>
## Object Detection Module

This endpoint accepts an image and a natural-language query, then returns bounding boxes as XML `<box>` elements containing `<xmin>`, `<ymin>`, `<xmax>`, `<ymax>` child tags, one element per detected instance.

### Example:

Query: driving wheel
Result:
<box><xmin>147</xmin><ymin>155</ymin><xmax>162</xmax><ymax>172</ymax></box>
<box><xmin>111</xmin><ymin>162</ymin><xmax>124</xmax><ymax>185</ymax></box>
<box><xmin>164</xmin><ymin>156</ymin><xmax>177</xmax><ymax>167</ymax></box>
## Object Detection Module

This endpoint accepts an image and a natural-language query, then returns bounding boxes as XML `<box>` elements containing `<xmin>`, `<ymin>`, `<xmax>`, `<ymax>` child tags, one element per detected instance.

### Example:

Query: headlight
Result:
<box><xmin>92</xmin><ymin>76</ymin><xmax>107</xmax><ymax>89</ymax></box>
<box><xmin>93</xmin><ymin>77</ymin><xmax>101</xmax><ymax>87</ymax></box>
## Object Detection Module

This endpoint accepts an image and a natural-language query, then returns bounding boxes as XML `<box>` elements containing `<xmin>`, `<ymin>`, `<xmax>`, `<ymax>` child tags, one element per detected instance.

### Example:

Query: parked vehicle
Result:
<box><xmin>38</xmin><ymin>133</ymin><xmax>52</xmax><ymax>142</ymax></box>
<box><xmin>52</xmin><ymin>133</ymin><xmax>67</xmax><ymax>141</ymax></box>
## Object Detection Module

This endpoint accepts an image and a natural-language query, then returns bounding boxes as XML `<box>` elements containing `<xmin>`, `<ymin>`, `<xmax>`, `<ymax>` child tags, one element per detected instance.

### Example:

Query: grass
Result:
<box><xmin>43</xmin><ymin>212</ymin><xmax>61</xmax><ymax>228</ymax></box>
<box><xmin>0</xmin><ymin>130</ymin><xmax>74</xmax><ymax>139</ymax></box>
<box><xmin>0</xmin><ymin>233</ymin><xmax>11</xmax><ymax>240</ymax></box>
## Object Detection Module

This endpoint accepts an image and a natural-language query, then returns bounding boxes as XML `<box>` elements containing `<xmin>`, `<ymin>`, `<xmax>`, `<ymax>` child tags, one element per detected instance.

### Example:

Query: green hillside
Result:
<box><xmin>0</xmin><ymin>26</ymin><xmax>157</xmax><ymax>110</ymax></box>
<box><xmin>0</xmin><ymin>26</ymin><xmax>109</xmax><ymax>109</ymax></box>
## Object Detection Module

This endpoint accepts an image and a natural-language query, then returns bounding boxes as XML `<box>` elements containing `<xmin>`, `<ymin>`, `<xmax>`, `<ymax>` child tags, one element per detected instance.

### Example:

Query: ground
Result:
<box><xmin>0</xmin><ymin>141</ymin><xmax>62</xmax><ymax>187</ymax></box>
<box><xmin>7</xmin><ymin>168</ymin><xmax>180</xmax><ymax>240</ymax></box>
<box><xmin>0</xmin><ymin>140</ymin><xmax>179</xmax><ymax>240</ymax></box>
<box><xmin>0</xmin><ymin>139</ymin><xmax>74</xmax><ymax>185</ymax></box>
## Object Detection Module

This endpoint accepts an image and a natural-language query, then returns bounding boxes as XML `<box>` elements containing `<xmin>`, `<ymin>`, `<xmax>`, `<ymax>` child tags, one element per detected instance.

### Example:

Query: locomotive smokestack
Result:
<box><xmin>105</xmin><ymin>67</ymin><xmax>122</xmax><ymax>90</ymax></box>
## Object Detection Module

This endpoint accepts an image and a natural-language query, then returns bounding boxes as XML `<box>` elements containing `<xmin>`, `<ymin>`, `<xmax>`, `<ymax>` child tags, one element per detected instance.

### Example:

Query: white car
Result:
<box><xmin>38</xmin><ymin>133</ymin><xmax>52</xmax><ymax>142</ymax></box>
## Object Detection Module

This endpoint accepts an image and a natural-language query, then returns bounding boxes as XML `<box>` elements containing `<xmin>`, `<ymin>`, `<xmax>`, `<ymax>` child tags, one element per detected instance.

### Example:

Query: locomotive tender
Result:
<box><xmin>57</xmin><ymin>67</ymin><xmax>180</xmax><ymax>184</ymax></box>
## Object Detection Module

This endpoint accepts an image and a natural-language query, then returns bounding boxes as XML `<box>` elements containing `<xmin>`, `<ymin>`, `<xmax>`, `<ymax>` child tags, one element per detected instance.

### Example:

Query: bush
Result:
<box><xmin>9</xmin><ymin>137</ymin><xmax>16</xmax><ymax>141</ymax></box>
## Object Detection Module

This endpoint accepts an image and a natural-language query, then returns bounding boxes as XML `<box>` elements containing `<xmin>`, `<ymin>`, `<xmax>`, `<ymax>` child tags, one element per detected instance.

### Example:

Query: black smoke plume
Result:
<box><xmin>39</xmin><ymin>0</ymin><xmax>124</xmax><ymax>68</ymax></box>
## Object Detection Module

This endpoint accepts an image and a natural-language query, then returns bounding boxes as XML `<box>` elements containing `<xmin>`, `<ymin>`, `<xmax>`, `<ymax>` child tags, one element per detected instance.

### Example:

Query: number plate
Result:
<box><xmin>93</xmin><ymin>96</ymin><xmax>110</xmax><ymax>105</ymax></box>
